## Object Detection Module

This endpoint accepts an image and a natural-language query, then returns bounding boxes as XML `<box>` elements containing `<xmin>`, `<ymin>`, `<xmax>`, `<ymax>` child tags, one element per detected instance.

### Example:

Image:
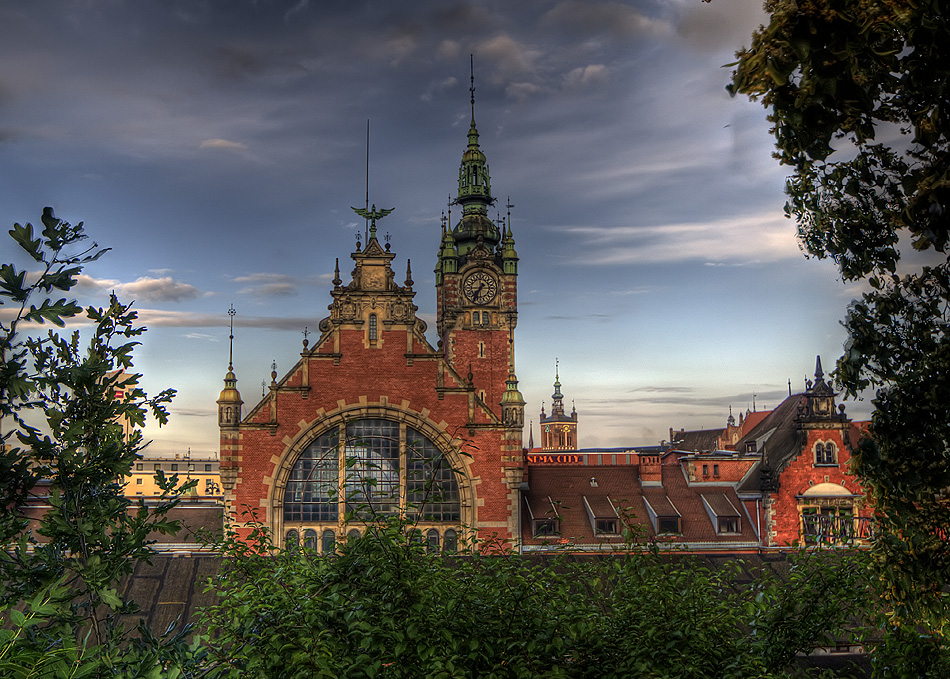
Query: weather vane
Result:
<box><xmin>351</xmin><ymin>204</ymin><xmax>395</xmax><ymax>241</ymax></box>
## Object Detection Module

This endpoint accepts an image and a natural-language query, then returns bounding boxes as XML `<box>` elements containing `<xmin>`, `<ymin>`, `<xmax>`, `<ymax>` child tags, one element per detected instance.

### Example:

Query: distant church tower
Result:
<box><xmin>539</xmin><ymin>362</ymin><xmax>577</xmax><ymax>451</ymax></box>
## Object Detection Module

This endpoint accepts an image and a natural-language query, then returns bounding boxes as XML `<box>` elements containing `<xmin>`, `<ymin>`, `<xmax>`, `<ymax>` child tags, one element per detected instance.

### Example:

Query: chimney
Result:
<box><xmin>640</xmin><ymin>453</ymin><xmax>662</xmax><ymax>486</ymax></box>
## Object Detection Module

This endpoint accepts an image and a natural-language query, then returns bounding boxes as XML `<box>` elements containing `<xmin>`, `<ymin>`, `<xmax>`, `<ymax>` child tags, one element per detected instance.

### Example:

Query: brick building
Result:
<box><xmin>519</xmin><ymin>358</ymin><xmax>872</xmax><ymax>552</ymax></box>
<box><xmin>217</xmin><ymin>83</ymin><xmax>526</xmax><ymax>551</ymax></box>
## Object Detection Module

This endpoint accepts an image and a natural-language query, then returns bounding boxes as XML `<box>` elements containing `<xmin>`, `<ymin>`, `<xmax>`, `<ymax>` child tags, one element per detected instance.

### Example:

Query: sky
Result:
<box><xmin>0</xmin><ymin>0</ymin><xmax>872</xmax><ymax>457</ymax></box>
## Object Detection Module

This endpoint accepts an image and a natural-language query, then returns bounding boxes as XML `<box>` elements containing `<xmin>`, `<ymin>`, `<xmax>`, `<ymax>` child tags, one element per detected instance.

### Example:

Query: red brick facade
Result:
<box><xmin>217</xmin><ymin>101</ymin><xmax>526</xmax><ymax>550</ymax></box>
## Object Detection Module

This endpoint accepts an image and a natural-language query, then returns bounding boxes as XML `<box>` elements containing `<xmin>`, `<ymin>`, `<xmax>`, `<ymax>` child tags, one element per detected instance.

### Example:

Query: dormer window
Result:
<box><xmin>534</xmin><ymin>518</ymin><xmax>559</xmax><ymax>537</ymax></box>
<box><xmin>746</xmin><ymin>441</ymin><xmax>757</xmax><ymax>454</ymax></box>
<box><xmin>596</xmin><ymin>518</ymin><xmax>618</xmax><ymax>535</ymax></box>
<box><xmin>815</xmin><ymin>441</ymin><xmax>837</xmax><ymax>466</ymax></box>
<box><xmin>657</xmin><ymin>516</ymin><xmax>681</xmax><ymax>534</ymax></box>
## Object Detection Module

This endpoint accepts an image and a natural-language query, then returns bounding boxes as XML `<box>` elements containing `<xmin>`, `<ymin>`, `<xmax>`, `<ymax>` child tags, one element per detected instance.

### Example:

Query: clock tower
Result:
<box><xmin>435</xmin><ymin>64</ymin><xmax>519</xmax><ymax>424</ymax></box>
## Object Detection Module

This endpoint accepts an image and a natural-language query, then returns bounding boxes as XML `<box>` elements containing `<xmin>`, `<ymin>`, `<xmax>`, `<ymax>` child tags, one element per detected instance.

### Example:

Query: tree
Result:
<box><xmin>202</xmin><ymin>509</ymin><xmax>871</xmax><ymax>679</ymax></box>
<box><xmin>0</xmin><ymin>209</ymin><xmax>203</xmax><ymax>678</ymax></box>
<box><xmin>729</xmin><ymin>1</ymin><xmax>950</xmax><ymax>673</ymax></box>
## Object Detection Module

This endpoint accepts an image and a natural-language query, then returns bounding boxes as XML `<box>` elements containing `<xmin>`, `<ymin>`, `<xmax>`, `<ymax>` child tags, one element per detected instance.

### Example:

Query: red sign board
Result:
<box><xmin>526</xmin><ymin>453</ymin><xmax>582</xmax><ymax>465</ymax></box>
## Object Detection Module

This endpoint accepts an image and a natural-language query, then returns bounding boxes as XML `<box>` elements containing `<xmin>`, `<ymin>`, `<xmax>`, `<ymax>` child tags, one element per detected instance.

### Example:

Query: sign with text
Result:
<box><xmin>526</xmin><ymin>453</ymin><xmax>583</xmax><ymax>465</ymax></box>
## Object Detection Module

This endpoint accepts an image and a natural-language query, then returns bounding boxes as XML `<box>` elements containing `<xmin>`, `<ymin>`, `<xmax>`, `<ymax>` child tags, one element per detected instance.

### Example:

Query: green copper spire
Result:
<box><xmin>501</xmin><ymin>198</ymin><xmax>518</xmax><ymax>274</ymax></box>
<box><xmin>551</xmin><ymin>359</ymin><xmax>565</xmax><ymax>416</ymax></box>
<box><xmin>452</xmin><ymin>55</ymin><xmax>500</xmax><ymax>255</ymax></box>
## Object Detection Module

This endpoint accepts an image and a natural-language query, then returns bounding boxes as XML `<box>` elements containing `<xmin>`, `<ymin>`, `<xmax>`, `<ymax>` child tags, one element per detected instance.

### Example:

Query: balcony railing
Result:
<box><xmin>801</xmin><ymin>515</ymin><xmax>875</xmax><ymax>544</ymax></box>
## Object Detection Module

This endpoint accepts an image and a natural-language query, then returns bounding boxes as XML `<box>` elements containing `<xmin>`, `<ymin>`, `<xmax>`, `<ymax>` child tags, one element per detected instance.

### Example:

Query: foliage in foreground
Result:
<box><xmin>0</xmin><ymin>209</ymin><xmax>202</xmax><ymax>678</ymax></box>
<box><xmin>729</xmin><ymin>1</ymin><xmax>950</xmax><ymax>674</ymax></box>
<box><xmin>201</xmin><ymin>517</ymin><xmax>872</xmax><ymax>679</ymax></box>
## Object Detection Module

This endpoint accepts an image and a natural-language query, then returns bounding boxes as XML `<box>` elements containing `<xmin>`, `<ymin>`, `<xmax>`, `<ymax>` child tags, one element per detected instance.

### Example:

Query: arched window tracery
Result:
<box><xmin>282</xmin><ymin>418</ymin><xmax>462</xmax><ymax>544</ymax></box>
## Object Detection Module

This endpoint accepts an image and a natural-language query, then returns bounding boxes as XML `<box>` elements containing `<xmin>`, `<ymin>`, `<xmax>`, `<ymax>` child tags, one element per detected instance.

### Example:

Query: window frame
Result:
<box><xmin>282</xmin><ymin>418</ymin><xmax>462</xmax><ymax>544</ymax></box>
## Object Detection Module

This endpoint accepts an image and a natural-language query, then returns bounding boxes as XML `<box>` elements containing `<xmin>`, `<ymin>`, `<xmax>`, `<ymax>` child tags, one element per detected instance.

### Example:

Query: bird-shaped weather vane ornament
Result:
<box><xmin>351</xmin><ymin>204</ymin><xmax>395</xmax><ymax>241</ymax></box>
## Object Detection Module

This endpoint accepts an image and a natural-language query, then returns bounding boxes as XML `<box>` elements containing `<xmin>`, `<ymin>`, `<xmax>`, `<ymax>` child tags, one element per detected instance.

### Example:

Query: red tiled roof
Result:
<box><xmin>522</xmin><ymin>464</ymin><xmax>759</xmax><ymax>548</ymax></box>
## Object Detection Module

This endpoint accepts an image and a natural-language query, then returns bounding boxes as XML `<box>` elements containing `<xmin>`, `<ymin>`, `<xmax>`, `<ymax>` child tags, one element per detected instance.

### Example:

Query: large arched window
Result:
<box><xmin>283</xmin><ymin>418</ymin><xmax>461</xmax><ymax>528</ymax></box>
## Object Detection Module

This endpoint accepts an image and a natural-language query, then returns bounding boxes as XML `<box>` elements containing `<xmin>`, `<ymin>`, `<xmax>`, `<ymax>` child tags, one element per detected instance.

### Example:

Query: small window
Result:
<box><xmin>702</xmin><ymin>464</ymin><xmax>708</xmax><ymax>476</ymax></box>
<box><xmin>136</xmin><ymin>463</ymin><xmax>143</xmax><ymax>471</ymax></box>
<box><xmin>136</xmin><ymin>478</ymin><xmax>143</xmax><ymax>485</ymax></box>
<box><xmin>746</xmin><ymin>441</ymin><xmax>757</xmax><ymax>454</ymax></box>
<box><xmin>473</xmin><ymin>311</ymin><xmax>480</xmax><ymax>324</ymax></box>
<box><xmin>322</xmin><ymin>529</ymin><xmax>336</xmax><ymax>553</ymax></box>
<box><xmin>205</xmin><ymin>464</ymin><xmax>212</xmax><ymax>472</ymax></box>
<box><xmin>154</xmin><ymin>463</ymin><xmax>161</xmax><ymax>471</ymax></box>
<box><xmin>596</xmin><ymin>519</ymin><xmax>618</xmax><ymax>535</ymax></box>
<box><xmin>657</xmin><ymin>517</ymin><xmax>681</xmax><ymax>534</ymax></box>
<box><xmin>479</xmin><ymin>342</ymin><xmax>485</xmax><ymax>358</ymax></box>
<box><xmin>188</xmin><ymin>464</ymin><xmax>195</xmax><ymax>472</ymax></box>
<box><xmin>533</xmin><ymin>519</ymin><xmax>559</xmax><ymax>537</ymax></box>
<box><xmin>369</xmin><ymin>313</ymin><xmax>378</xmax><ymax>342</ymax></box>
<box><xmin>482</xmin><ymin>312</ymin><xmax>490</xmax><ymax>326</ymax></box>
<box><xmin>285</xmin><ymin>530</ymin><xmax>299</xmax><ymax>551</ymax></box>
<box><xmin>171</xmin><ymin>463</ymin><xmax>178</xmax><ymax>472</ymax></box>
<box><xmin>426</xmin><ymin>528</ymin><xmax>440</xmax><ymax>553</ymax></box>
<box><xmin>443</xmin><ymin>529</ymin><xmax>458</xmax><ymax>553</ymax></box>
<box><xmin>135</xmin><ymin>491</ymin><xmax>143</xmax><ymax>495</ymax></box>
<box><xmin>815</xmin><ymin>442</ymin><xmax>837</xmax><ymax>466</ymax></box>
<box><xmin>718</xmin><ymin>517</ymin><xmax>740</xmax><ymax>534</ymax></box>
<box><xmin>713</xmin><ymin>464</ymin><xmax>720</xmax><ymax>478</ymax></box>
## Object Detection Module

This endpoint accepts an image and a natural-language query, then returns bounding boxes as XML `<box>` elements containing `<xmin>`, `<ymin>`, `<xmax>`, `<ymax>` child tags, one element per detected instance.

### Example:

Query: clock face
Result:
<box><xmin>463</xmin><ymin>271</ymin><xmax>497</xmax><ymax>305</ymax></box>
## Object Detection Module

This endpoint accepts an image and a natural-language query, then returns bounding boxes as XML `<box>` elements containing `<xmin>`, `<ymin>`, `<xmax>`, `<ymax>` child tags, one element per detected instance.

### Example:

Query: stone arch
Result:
<box><xmin>267</xmin><ymin>400</ymin><xmax>477</xmax><ymax>546</ymax></box>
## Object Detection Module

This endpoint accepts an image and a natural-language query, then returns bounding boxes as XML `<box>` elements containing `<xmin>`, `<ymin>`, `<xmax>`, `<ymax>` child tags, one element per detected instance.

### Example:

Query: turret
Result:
<box><xmin>217</xmin><ymin>306</ymin><xmax>243</xmax><ymax>428</ymax></box>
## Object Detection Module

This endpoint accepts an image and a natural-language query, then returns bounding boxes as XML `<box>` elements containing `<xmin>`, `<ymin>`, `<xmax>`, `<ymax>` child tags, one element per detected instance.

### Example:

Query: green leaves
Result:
<box><xmin>1</xmin><ymin>209</ymin><xmax>196</xmax><ymax>679</ymax></box>
<box><xmin>732</xmin><ymin>2</ymin><xmax>950</xmax><ymax>672</ymax></box>
<box><xmin>202</xmin><ymin>516</ymin><xmax>869</xmax><ymax>678</ymax></box>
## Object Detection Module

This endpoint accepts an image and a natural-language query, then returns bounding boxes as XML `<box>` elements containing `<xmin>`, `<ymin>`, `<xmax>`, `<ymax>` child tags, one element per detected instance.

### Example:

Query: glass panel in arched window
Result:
<box><xmin>347</xmin><ymin>528</ymin><xmax>361</xmax><ymax>542</ymax></box>
<box><xmin>285</xmin><ymin>529</ymin><xmax>299</xmax><ymax>551</ymax></box>
<box><xmin>405</xmin><ymin>426</ymin><xmax>460</xmax><ymax>522</ymax></box>
<box><xmin>426</xmin><ymin>528</ymin><xmax>440</xmax><ymax>553</ymax></box>
<box><xmin>303</xmin><ymin>529</ymin><xmax>318</xmax><ymax>551</ymax></box>
<box><xmin>473</xmin><ymin>311</ymin><xmax>480</xmax><ymax>324</ymax></box>
<box><xmin>443</xmin><ymin>529</ymin><xmax>458</xmax><ymax>553</ymax></box>
<box><xmin>322</xmin><ymin>529</ymin><xmax>336</xmax><ymax>553</ymax></box>
<box><xmin>345</xmin><ymin>419</ymin><xmax>400</xmax><ymax>519</ymax></box>
<box><xmin>284</xmin><ymin>429</ymin><xmax>340</xmax><ymax>523</ymax></box>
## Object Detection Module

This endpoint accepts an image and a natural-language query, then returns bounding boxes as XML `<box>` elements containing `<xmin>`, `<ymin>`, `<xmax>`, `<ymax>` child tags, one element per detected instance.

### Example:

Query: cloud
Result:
<box><xmin>421</xmin><ymin>76</ymin><xmax>457</xmax><ymax>103</ymax></box>
<box><xmin>476</xmin><ymin>34</ymin><xmax>540</xmax><ymax>81</ymax></box>
<box><xmin>233</xmin><ymin>272</ymin><xmax>298</xmax><ymax>297</ymax></box>
<box><xmin>505</xmin><ymin>81</ymin><xmax>544</xmax><ymax>101</ymax></box>
<box><xmin>134</xmin><ymin>308</ymin><xmax>315</xmax><ymax>330</ymax></box>
<box><xmin>562</xmin><ymin>64</ymin><xmax>608</xmax><ymax>90</ymax></box>
<box><xmin>199</xmin><ymin>138</ymin><xmax>248</xmax><ymax>151</ymax></box>
<box><xmin>561</xmin><ymin>212</ymin><xmax>800</xmax><ymax>265</ymax></box>
<box><xmin>542</xmin><ymin>1</ymin><xmax>667</xmax><ymax>40</ymax></box>
<box><xmin>75</xmin><ymin>274</ymin><xmax>201</xmax><ymax>303</ymax></box>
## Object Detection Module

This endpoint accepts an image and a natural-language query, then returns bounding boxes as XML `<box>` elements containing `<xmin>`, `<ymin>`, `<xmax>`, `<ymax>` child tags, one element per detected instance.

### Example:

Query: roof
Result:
<box><xmin>672</xmin><ymin>428</ymin><xmax>724</xmax><ymax>453</ymax></box>
<box><xmin>736</xmin><ymin>394</ymin><xmax>806</xmax><ymax>493</ymax></box>
<box><xmin>522</xmin><ymin>464</ymin><xmax>759</xmax><ymax>548</ymax></box>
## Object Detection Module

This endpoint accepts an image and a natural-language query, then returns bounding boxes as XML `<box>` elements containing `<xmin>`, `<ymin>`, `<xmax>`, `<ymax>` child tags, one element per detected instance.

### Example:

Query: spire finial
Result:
<box><xmin>227</xmin><ymin>305</ymin><xmax>236</xmax><ymax>371</ymax></box>
<box><xmin>364</xmin><ymin>119</ymin><xmax>370</xmax><ymax>244</ymax></box>
<box><xmin>302</xmin><ymin>326</ymin><xmax>310</xmax><ymax>350</ymax></box>
<box><xmin>405</xmin><ymin>259</ymin><xmax>413</xmax><ymax>288</ymax></box>
<box><xmin>815</xmin><ymin>355</ymin><xmax>824</xmax><ymax>381</ymax></box>
<box><xmin>470</xmin><ymin>53</ymin><xmax>476</xmax><ymax>125</ymax></box>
